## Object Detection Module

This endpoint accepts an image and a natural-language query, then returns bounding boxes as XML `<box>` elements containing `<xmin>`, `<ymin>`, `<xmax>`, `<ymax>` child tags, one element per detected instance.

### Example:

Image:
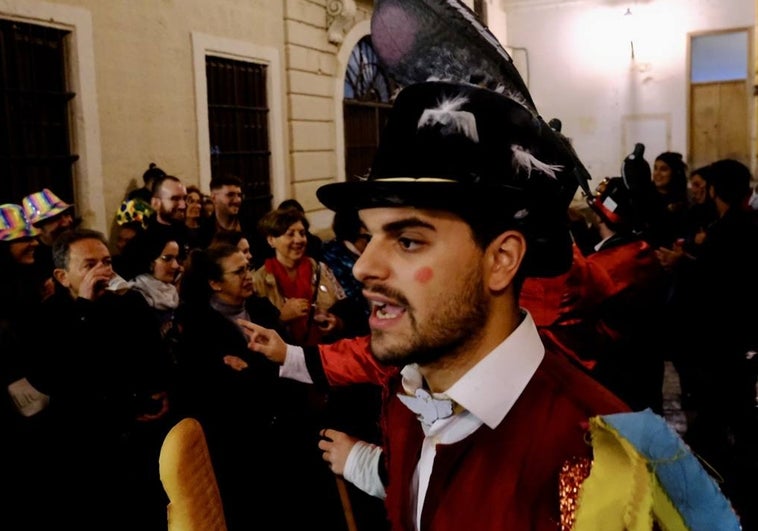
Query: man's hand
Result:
<box><xmin>79</xmin><ymin>262</ymin><xmax>113</xmax><ymax>300</ymax></box>
<box><xmin>223</xmin><ymin>355</ymin><xmax>249</xmax><ymax>371</ymax></box>
<box><xmin>280</xmin><ymin>297</ymin><xmax>310</xmax><ymax>322</ymax></box>
<box><xmin>237</xmin><ymin>319</ymin><xmax>288</xmax><ymax>364</ymax></box>
<box><xmin>318</xmin><ymin>428</ymin><xmax>359</xmax><ymax>476</ymax></box>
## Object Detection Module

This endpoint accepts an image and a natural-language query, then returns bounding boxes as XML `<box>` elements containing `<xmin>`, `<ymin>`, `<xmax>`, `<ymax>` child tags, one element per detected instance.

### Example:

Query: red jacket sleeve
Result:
<box><xmin>316</xmin><ymin>335</ymin><xmax>398</xmax><ymax>387</ymax></box>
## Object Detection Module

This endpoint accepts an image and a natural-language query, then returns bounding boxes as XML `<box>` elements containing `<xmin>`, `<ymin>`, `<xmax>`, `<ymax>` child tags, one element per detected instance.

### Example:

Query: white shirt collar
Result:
<box><xmin>594</xmin><ymin>234</ymin><xmax>614</xmax><ymax>251</ymax></box>
<box><xmin>400</xmin><ymin>310</ymin><xmax>544</xmax><ymax>429</ymax></box>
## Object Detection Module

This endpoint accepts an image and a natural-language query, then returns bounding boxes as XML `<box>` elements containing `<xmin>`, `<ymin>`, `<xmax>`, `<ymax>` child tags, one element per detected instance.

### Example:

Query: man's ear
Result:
<box><xmin>150</xmin><ymin>197</ymin><xmax>161</xmax><ymax>212</ymax></box>
<box><xmin>486</xmin><ymin>231</ymin><xmax>526</xmax><ymax>292</ymax></box>
<box><xmin>52</xmin><ymin>268</ymin><xmax>70</xmax><ymax>288</ymax></box>
<box><xmin>266</xmin><ymin>235</ymin><xmax>276</xmax><ymax>249</ymax></box>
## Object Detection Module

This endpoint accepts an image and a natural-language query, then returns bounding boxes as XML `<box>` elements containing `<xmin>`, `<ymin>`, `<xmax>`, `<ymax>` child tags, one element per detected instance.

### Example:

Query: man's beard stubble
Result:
<box><xmin>370</xmin><ymin>263</ymin><xmax>488</xmax><ymax>367</ymax></box>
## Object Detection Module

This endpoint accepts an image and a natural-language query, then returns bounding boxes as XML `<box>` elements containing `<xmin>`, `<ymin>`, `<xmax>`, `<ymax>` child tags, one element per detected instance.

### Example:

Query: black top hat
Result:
<box><xmin>317</xmin><ymin>81</ymin><xmax>582</xmax><ymax>277</ymax></box>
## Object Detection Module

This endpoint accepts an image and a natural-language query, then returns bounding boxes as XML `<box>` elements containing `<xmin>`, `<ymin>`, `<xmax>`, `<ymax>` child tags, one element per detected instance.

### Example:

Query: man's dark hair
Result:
<box><xmin>151</xmin><ymin>175</ymin><xmax>183</xmax><ymax>198</ymax></box>
<box><xmin>180</xmin><ymin>243</ymin><xmax>238</xmax><ymax>306</ymax></box>
<box><xmin>708</xmin><ymin>159</ymin><xmax>751</xmax><ymax>207</ymax></box>
<box><xmin>210</xmin><ymin>230</ymin><xmax>247</xmax><ymax>248</ymax></box>
<box><xmin>209</xmin><ymin>174</ymin><xmax>243</xmax><ymax>191</ymax></box>
<box><xmin>52</xmin><ymin>228</ymin><xmax>108</xmax><ymax>270</ymax></box>
<box><xmin>142</xmin><ymin>162</ymin><xmax>166</xmax><ymax>188</ymax></box>
<box><xmin>331</xmin><ymin>209</ymin><xmax>364</xmax><ymax>243</ymax></box>
<box><xmin>277</xmin><ymin>198</ymin><xmax>305</xmax><ymax>213</ymax></box>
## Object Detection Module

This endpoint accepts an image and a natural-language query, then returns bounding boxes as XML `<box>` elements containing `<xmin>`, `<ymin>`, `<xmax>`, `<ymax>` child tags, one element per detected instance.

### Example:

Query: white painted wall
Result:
<box><xmin>494</xmin><ymin>0</ymin><xmax>754</xmax><ymax>187</ymax></box>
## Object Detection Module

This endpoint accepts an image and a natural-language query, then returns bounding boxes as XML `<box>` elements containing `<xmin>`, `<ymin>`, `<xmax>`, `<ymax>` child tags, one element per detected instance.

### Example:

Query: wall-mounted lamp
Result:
<box><xmin>623</xmin><ymin>8</ymin><xmax>635</xmax><ymax>59</ymax></box>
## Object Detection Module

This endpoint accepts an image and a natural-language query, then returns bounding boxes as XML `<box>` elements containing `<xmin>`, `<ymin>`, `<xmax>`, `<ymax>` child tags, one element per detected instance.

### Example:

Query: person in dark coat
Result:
<box><xmin>26</xmin><ymin>228</ymin><xmax>174</xmax><ymax>530</ymax></box>
<box><xmin>673</xmin><ymin>159</ymin><xmax>758</xmax><ymax>529</ymax></box>
<box><xmin>175</xmin><ymin>243</ymin><xmax>347</xmax><ymax>530</ymax></box>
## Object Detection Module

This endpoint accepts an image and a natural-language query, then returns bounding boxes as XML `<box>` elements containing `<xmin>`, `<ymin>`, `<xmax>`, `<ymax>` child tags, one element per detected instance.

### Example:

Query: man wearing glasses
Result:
<box><xmin>120</xmin><ymin>174</ymin><xmax>189</xmax><ymax>279</ymax></box>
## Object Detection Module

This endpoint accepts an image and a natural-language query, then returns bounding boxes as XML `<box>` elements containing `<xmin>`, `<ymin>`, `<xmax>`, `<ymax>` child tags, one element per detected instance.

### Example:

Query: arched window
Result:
<box><xmin>343</xmin><ymin>36</ymin><xmax>398</xmax><ymax>182</ymax></box>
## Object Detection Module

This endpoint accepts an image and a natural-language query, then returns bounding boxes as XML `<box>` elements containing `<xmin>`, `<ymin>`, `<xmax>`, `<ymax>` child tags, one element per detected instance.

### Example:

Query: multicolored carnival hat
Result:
<box><xmin>0</xmin><ymin>203</ymin><xmax>40</xmax><ymax>241</ymax></box>
<box><xmin>22</xmin><ymin>188</ymin><xmax>74</xmax><ymax>227</ymax></box>
<box><xmin>317</xmin><ymin>0</ymin><xmax>594</xmax><ymax>277</ymax></box>
<box><xmin>116</xmin><ymin>198</ymin><xmax>153</xmax><ymax>230</ymax></box>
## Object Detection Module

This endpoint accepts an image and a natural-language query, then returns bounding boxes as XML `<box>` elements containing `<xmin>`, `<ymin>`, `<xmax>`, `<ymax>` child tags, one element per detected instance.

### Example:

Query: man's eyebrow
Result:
<box><xmin>382</xmin><ymin>217</ymin><xmax>436</xmax><ymax>234</ymax></box>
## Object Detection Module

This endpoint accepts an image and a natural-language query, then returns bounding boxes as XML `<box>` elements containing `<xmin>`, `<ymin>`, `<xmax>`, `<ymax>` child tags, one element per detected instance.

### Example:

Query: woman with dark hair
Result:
<box><xmin>126</xmin><ymin>230</ymin><xmax>183</xmax><ymax>345</ymax></box>
<box><xmin>277</xmin><ymin>198</ymin><xmax>323</xmax><ymax>259</ymax></box>
<box><xmin>655</xmin><ymin>164</ymin><xmax>719</xmax><ymax>415</ymax></box>
<box><xmin>253</xmin><ymin>206</ymin><xmax>347</xmax><ymax>347</ymax></box>
<box><xmin>127</xmin><ymin>162</ymin><xmax>167</xmax><ymax>205</ymax></box>
<box><xmin>184</xmin><ymin>185</ymin><xmax>207</xmax><ymax>252</ymax></box>
<box><xmin>0</xmin><ymin>204</ymin><xmax>54</xmax><ymax>529</ymax></box>
<box><xmin>649</xmin><ymin>151</ymin><xmax>689</xmax><ymax>247</ymax></box>
<box><xmin>175</xmin><ymin>243</ymin><xmax>342</xmax><ymax>529</ymax></box>
<box><xmin>209</xmin><ymin>229</ymin><xmax>253</xmax><ymax>263</ymax></box>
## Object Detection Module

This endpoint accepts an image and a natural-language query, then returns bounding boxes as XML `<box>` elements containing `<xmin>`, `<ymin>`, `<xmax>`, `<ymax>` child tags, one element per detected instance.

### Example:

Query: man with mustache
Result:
<box><xmin>26</xmin><ymin>228</ymin><xmax>174</xmax><ymax>530</ymax></box>
<box><xmin>238</xmin><ymin>82</ymin><xmax>736</xmax><ymax>530</ymax></box>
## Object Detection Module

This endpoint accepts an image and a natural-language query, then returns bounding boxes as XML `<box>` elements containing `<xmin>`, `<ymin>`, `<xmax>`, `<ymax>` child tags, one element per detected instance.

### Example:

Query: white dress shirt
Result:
<box><xmin>280</xmin><ymin>311</ymin><xmax>545</xmax><ymax>531</ymax></box>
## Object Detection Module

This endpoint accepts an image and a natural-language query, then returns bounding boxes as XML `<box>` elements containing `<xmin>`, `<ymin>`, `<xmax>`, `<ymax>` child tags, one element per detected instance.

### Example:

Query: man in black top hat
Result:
<box><xmin>239</xmin><ymin>80</ymin><xmax>637</xmax><ymax>529</ymax></box>
<box><xmin>237</xmin><ymin>0</ymin><xmax>738</xmax><ymax>523</ymax></box>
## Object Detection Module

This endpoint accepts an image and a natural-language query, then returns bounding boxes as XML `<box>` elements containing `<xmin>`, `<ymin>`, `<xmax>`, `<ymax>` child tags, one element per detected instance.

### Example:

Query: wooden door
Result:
<box><xmin>688</xmin><ymin>28</ymin><xmax>752</xmax><ymax>172</ymax></box>
<box><xmin>690</xmin><ymin>80</ymin><xmax>749</xmax><ymax>171</ymax></box>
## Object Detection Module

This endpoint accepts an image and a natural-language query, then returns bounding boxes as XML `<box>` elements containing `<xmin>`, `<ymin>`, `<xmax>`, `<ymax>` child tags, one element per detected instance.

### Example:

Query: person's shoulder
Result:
<box><xmin>320</xmin><ymin>238</ymin><xmax>339</xmax><ymax>253</ymax></box>
<box><xmin>320</xmin><ymin>239</ymin><xmax>349</xmax><ymax>261</ymax></box>
<box><xmin>102</xmin><ymin>288</ymin><xmax>156</xmax><ymax>318</ymax></box>
<box><xmin>246</xmin><ymin>296</ymin><xmax>282</xmax><ymax>326</ymax></box>
<box><xmin>126</xmin><ymin>187</ymin><xmax>151</xmax><ymax>203</ymax></box>
<box><xmin>539</xmin><ymin>347</ymin><xmax>631</xmax><ymax>413</ymax></box>
<box><xmin>41</xmin><ymin>286</ymin><xmax>71</xmax><ymax>309</ymax></box>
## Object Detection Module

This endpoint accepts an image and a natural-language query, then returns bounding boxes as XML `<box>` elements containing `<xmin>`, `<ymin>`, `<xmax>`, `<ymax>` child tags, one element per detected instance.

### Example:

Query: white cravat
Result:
<box><xmin>280</xmin><ymin>312</ymin><xmax>545</xmax><ymax>531</ymax></box>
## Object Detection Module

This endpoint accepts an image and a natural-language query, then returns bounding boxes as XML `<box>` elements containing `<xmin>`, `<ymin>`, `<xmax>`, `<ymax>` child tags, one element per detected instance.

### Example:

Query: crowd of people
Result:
<box><xmin>2</xmin><ymin>127</ymin><xmax>758</xmax><ymax>530</ymax></box>
<box><xmin>0</xmin><ymin>166</ymin><xmax>385</xmax><ymax>529</ymax></box>
<box><xmin>2</xmin><ymin>18</ymin><xmax>758</xmax><ymax>530</ymax></box>
<box><xmin>2</xmin><ymin>123</ymin><xmax>758</xmax><ymax>531</ymax></box>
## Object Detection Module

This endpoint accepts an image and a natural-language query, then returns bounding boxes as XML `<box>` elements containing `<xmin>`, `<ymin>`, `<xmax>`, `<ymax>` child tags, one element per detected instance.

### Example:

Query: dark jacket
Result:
<box><xmin>26</xmin><ymin>286</ymin><xmax>174</xmax><ymax>529</ymax></box>
<box><xmin>174</xmin><ymin>295</ymin><xmax>332</xmax><ymax>529</ymax></box>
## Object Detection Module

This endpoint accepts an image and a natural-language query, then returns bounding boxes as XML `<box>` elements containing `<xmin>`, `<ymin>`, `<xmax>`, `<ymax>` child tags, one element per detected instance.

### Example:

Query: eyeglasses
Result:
<box><xmin>157</xmin><ymin>254</ymin><xmax>180</xmax><ymax>264</ymax></box>
<box><xmin>223</xmin><ymin>263</ymin><xmax>254</xmax><ymax>278</ymax></box>
<box><xmin>224</xmin><ymin>192</ymin><xmax>244</xmax><ymax>200</ymax></box>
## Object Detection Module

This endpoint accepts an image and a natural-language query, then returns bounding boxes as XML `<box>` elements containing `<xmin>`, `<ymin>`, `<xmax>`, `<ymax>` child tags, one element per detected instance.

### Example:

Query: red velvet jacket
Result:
<box><xmin>314</xmin><ymin>338</ymin><xmax>629</xmax><ymax>530</ymax></box>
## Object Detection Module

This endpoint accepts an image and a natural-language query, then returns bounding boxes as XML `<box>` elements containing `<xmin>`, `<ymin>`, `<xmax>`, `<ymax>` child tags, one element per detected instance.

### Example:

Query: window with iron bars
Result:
<box><xmin>0</xmin><ymin>19</ymin><xmax>77</xmax><ymax>205</ymax></box>
<box><xmin>343</xmin><ymin>35</ymin><xmax>398</xmax><ymax>183</ymax></box>
<box><xmin>206</xmin><ymin>55</ymin><xmax>272</xmax><ymax>224</ymax></box>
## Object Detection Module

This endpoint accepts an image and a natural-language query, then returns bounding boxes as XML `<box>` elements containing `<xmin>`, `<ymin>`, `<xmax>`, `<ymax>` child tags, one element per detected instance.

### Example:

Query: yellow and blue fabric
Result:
<box><xmin>574</xmin><ymin>409</ymin><xmax>740</xmax><ymax>531</ymax></box>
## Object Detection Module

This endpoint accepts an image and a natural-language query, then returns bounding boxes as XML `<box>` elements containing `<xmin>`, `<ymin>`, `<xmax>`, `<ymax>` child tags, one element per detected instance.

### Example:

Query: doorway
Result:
<box><xmin>688</xmin><ymin>28</ymin><xmax>752</xmax><ymax>172</ymax></box>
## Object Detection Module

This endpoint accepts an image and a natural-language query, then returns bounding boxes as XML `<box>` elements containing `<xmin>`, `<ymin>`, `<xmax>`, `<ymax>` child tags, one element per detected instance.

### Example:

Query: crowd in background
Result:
<box><xmin>2</xmin><ymin>150</ymin><xmax>757</xmax><ymax>529</ymax></box>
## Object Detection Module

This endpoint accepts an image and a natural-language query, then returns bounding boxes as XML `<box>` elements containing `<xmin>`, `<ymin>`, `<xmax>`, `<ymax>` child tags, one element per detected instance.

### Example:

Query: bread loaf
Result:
<box><xmin>159</xmin><ymin>417</ymin><xmax>227</xmax><ymax>531</ymax></box>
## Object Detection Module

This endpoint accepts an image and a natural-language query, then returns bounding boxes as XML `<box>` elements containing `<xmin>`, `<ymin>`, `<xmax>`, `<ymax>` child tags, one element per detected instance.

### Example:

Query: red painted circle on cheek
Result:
<box><xmin>414</xmin><ymin>266</ymin><xmax>434</xmax><ymax>284</ymax></box>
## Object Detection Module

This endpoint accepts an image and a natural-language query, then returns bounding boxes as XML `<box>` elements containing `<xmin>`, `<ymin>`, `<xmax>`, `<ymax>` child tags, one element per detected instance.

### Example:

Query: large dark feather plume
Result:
<box><xmin>371</xmin><ymin>0</ymin><xmax>535</xmax><ymax>111</ymax></box>
<box><xmin>370</xmin><ymin>0</ymin><xmax>593</xmax><ymax>198</ymax></box>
